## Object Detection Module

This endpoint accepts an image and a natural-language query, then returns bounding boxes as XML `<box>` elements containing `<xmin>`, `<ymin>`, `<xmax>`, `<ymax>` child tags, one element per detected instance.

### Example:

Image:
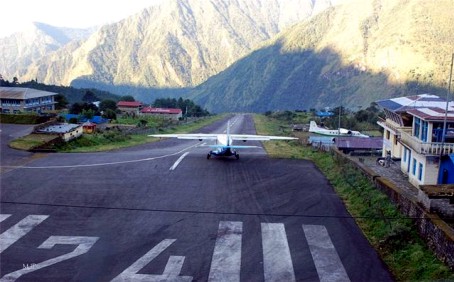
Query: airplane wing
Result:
<box><xmin>230</xmin><ymin>134</ymin><xmax>297</xmax><ymax>141</ymax></box>
<box><xmin>149</xmin><ymin>133</ymin><xmax>218</xmax><ymax>140</ymax></box>
<box><xmin>203</xmin><ymin>144</ymin><xmax>260</xmax><ymax>149</ymax></box>
<box><xmin>149</xmin><ymin>133</ymin><xmax>297</xmax><ymax>141</ymax></box>
<box><xmin>148</xmin><ymin>133</ymin><xmax>298</xmax><ymax>141</ymax></box>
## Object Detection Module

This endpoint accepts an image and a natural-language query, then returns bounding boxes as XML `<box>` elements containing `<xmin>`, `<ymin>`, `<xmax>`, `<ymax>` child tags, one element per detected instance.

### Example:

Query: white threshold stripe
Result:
<box><xmin>169</xmin><ymin>152</ymin><xmax>190</xmax><ymax>171</ymax></box>
<box><xmin>0</xmin><ymin>215</ymin><xmax>49</xmax><ymax>253</ymax></box>
<box><xmin>261</xmin><ymin>223</ymin><xmax>296</xmax><ymax>282</ymax></box>
<box><xmin>303</xmin><ymin>225</ymin><xmax>350</xmax><ymax>282</ymax></box>
<box><xmin>0</xmin><ymin>214</ymin><xmax>11</xmax><ymax>222</ymax></box>
<box><xmin>208</xmin><ymin>221</ymin><xmax>242</xmax><ymax>282</ymax></box>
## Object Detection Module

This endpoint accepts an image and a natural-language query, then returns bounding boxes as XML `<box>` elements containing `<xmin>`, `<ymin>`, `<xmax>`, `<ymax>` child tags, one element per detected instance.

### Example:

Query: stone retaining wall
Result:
<box><xmin>334</xmin><ymin>149</ymin><xmax>454</xmax><ymax>269</ymax></box>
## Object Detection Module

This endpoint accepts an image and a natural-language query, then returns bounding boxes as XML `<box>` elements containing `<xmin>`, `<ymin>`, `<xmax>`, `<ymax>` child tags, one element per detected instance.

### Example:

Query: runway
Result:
<box><xmin>0</xmin><ymin>115</ymin><xmax>393</xmax><ymax>281</ymax></box>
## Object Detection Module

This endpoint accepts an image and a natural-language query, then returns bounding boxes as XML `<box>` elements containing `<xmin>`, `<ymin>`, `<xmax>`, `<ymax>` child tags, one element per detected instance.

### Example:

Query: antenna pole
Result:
<box><xmin>438</xmin><ymin>53</ymin><xmax>454</xmax><ymax>183</ymax></box>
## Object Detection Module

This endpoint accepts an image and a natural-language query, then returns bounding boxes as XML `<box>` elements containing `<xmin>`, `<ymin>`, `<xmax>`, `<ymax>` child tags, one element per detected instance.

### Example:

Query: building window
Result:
<box><xmin>421</xmin><ymin>121</ymin><xmax>428</xmax><ymax>142</ymax></box>
<box><xmin>403</xmin><ymin>148</ymin><xmax>407</xmax><ymax>163</ymax></box>
<box><xmin>414</xmin><ymin>117</ymin><xmax>421</xmax><ymax>138</ymax></box>
<box><xmin>386</xmin><ymin>130</ymin><xmax>390</xmax><ymax>140</ymax></box>
<box><xmin>1</xmin><ymin>99</ymin><xmax>20</xmax><ymax>107</ymax></box>
<box><xmin>418</xmin><ymin>163</ymin><xmax>423</xmax><ymax>181</ymax></box>
<box><xmin>412</xmin><ymin>158</ymin><xmax>417</xmax><ymax>175</ymax></box>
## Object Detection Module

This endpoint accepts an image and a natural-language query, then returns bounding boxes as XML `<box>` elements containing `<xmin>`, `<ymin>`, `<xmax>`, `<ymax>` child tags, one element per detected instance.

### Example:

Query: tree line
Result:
<box><xmin>1</xmin><ymin>76</ymin><xmax>210</xmax><ymax>118</ymax></box>
<box><xmin>153</xmin><ymin>97</ymin><xmax>210</xmax><ymax>117</ymax></box>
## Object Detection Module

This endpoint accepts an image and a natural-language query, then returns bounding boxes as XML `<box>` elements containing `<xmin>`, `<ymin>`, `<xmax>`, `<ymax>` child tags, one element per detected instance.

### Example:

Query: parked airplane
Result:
<box><xmin>149</xmin><ymin>121</ymin><xmax>297</xmax><ymax>159</ymax></box>
<box><xmin>309</xmin><ymin>121</ymin><xmax>369</xmax><ymax>138</ymax></box>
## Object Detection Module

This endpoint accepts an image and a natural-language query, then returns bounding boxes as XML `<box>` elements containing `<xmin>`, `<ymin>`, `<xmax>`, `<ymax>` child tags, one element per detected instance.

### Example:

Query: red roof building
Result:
<box><xmin>117</xmin><ymin>101</ymin><xmax>143</xmax><ymax>114</ymax></box>
<box><xmin>140</xmin><ymin>107</ymin><xmax>183</xmax><ymax>120</ymax></box>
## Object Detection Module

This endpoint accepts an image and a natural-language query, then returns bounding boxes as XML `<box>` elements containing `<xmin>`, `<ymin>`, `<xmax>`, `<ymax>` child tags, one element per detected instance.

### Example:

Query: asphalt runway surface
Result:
<box><xmin>0</xmin><ymin>115</ymin><xmax>393</xmax><ymax>281</ymax></box>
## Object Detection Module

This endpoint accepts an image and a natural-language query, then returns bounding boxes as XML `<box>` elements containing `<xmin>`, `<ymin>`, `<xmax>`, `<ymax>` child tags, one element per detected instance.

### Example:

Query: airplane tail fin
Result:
<box><xmin>309</xmin><ymin>121</ymin><xmax>318</xmax><ymax>132</ymax></box>
<box><xmin>227</xmin><ymin>120</ymin><xmax>230</xmax><ymax>136</ymax></box>
<box><xmin>226</xmin><ymin>120</ymin><xmax>231</xmax><ymax>145</ymax></box>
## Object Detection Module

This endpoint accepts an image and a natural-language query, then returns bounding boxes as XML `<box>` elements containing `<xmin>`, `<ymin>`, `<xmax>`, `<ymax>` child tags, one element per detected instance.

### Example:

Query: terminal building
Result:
<box><xmin>0</xmin><ymin>87</ymin><xmax>57</xmax><ymax>113</ymax></box>
<box><xmin>376</xmin><ymin>94</ymin><xmax>454</xmax><ymax>187</ymax></box>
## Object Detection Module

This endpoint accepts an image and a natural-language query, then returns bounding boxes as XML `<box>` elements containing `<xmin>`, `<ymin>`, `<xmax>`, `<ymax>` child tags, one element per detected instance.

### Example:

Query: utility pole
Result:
<box><xmin>438</xmin><ymin>53</ymin><xmax>454</xmax><ymax>184</ymax></box>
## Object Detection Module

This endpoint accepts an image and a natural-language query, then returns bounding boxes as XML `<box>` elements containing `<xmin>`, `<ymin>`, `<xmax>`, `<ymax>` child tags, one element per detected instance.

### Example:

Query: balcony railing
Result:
<box><xmin>377</xmin><ymin>118</ymin><xmax>409</xmax><ymax>135</ymax></box>
<box><xmin>400</xmin><ymin>130</ymin><xmax>454</xmax><ymax>155</ymax></box>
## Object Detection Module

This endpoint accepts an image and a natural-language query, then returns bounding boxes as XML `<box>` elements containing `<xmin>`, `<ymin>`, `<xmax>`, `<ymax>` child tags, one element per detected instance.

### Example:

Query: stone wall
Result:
<box><xmin>334</xmin><ymin>150</ymin><xmax>454</xmax><ymax>269</ymax></box>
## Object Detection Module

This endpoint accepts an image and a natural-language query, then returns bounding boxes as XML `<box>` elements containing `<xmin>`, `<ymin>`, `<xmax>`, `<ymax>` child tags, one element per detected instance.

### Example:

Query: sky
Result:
<box><xmin>0</xmin><ymin>0</ymin><xmax>163</xmax><ymax>38</ymax></box>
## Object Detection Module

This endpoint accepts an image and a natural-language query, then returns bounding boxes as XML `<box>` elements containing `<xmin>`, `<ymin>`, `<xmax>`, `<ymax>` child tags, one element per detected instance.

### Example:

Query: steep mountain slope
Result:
<box><xmin>189</xmin><ymin>0</ymin><xmax>454</xmax><ymax>112</ymax></box>
<box><xmin>14</xmin><ymin>0</ymin><xmax>339</xmax><ymax>91</ymax></box>
<box><xmin>0</xmin><ymin>22</ymin><xmax>95</xmax><ymax>79</ymax></box>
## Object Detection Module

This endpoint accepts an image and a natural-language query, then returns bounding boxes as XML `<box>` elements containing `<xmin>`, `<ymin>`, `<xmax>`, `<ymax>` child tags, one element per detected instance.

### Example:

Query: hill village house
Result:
<box><xmin>376</xmin><ymin>94</ymin><xmax>454</xmax><ymax>187</ymax></box>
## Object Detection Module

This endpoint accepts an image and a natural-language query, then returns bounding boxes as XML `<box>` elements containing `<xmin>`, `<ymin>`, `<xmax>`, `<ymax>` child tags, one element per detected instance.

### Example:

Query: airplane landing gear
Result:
<box><xmin>235</xmin><ymin>153</ymin><xmax>239</xmax><ymax>160</ymax></box>
<box><xmin>207</xmin><ymin>153</ymin><xmax>211</xmax><ymax>159</ymax></box>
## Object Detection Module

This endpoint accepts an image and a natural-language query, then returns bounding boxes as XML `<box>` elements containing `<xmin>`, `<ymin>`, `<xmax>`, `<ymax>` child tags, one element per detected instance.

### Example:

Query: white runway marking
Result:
<box><xmin>0</xmin><ymin>215</ymin><xmax>49</xmax><ymax>253</ymax></box>
<box><xmin>169</xmin><ymin>152</ymin><xmax>190</xmax><ymax>171</ymax></box>
<box><xmin>0</xmin><ymin>143</ymin><xmax>200</xmax><ymax>170</ymax></box>
<box><xmin>0</xmin><ymin>214</ymin><xmax>11</xmax><ymax>222</ymax></box>
<box><xmin>1</xmin><ymin>236</ymin><xmax>98</xmax><ymax>281</ymax></box>
<box><xmin>261</xmin><ymin>223</ymin><xmax>295</xmax><ymax>282</ymax></box>
<box><xmin>112</xmin><ymin>239</ymin><xmax>192</xmax><ymax>281</ymax></box>
<box><xmin>303</xmin><ymin>225</ymin><xmax>350</xmax><ymax>282</ymax></box>
<box><xmin>208</xmin><ymin>221</ymin><xmax>242</xmax><ymax>282</ymax></box>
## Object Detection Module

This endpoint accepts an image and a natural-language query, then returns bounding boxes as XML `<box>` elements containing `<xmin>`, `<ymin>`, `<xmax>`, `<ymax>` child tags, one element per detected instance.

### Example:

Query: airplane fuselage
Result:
<box><xmin>208</xmin><ymin>134</ymin><xmax>238</xmax><ymax>159</ymax></box>
<box><xmin>309</xmin><ymin>121</ymin><xmax>369</xmax><ymax>138</ymax></box>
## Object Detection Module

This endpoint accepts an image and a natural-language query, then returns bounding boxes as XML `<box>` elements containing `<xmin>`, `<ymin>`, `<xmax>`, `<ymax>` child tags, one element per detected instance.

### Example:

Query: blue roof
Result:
<box><xmin>316</xmin><ymin>111</ymin><xmax>334</xmax><ymax>117</ymax></box>
<box><xmin>375</xmin><ymin>100</ymin><xmax>403</xmax><ymax>111</ymax></box>
<box><xmin>62</xmin><ymin>114</ymin><xmax>109</xmax><ymax>124</ymax></box>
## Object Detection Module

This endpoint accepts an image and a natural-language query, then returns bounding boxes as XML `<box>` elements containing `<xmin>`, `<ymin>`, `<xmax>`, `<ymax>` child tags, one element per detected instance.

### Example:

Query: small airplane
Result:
<box><xmin>149</xmin><ymin>120</ymin><xmax>297</xmax><ymax>159</ymax></box>
<box><xmin>309</xmin><ymin>121</ymin><xmax>369</xmax><ymax>138</ymax></box>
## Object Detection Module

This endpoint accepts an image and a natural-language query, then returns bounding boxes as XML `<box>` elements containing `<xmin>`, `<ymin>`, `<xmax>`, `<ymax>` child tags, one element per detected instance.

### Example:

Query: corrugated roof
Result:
<box><xmin>141</xmin><ymin>107</ymin><xmax>182</xmax><ymax>114</ymax></box>
<box><xmin>376</xmin><ymin>94</ymin><xmax>452</xmax><ymax>112</ymax></box>
<box><xmin>406</xmin><ymin>107</ymin><xmax>454</xmax><ymax>121</ymax></box>
<box><xmin>37</xmin><ymin>124</ymin><xmax>80</xmax><ymax>133</ymax></box>
<box><xmin>0</xmin><ymin>87</ymin><xmax>58</xmax><ymax>99</ymax></box>
<box><xmin>117</xmin><ymin>101</ymin><xmax>143</xmax><ymax>107</ymax></box>
<box><xmin>335</xmin><ymin>137</ymin><xmax>383</xmax><ymax>149</ymax></box>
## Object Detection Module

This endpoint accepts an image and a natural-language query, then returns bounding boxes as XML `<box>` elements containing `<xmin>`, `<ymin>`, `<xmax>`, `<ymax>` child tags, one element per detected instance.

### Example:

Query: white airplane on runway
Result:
<box><xmin>149</xmin><ymin>120</ymin><xmax>297</xmax><ymax>159</ymax></box>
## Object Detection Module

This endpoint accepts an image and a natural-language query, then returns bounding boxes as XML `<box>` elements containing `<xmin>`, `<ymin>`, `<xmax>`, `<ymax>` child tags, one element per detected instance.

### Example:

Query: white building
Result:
<box><xmin>376</xmin><ymin>94</ymin><xmax>454</xmax><ymax>187</ymax></box>
<box><xmin>0</xmin><ymin>87</ymin><xmax>57</xmax><ymax>113</ymax></box>
<box><xmin>36</xmin><ymin>123</ymin><xmax>83</xmax><ymax>142</ymax></box>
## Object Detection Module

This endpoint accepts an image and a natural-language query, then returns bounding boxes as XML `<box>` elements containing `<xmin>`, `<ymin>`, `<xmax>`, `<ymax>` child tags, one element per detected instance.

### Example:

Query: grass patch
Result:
<box><xmin>0</xmin><ymin>113</ymin><xmax>49</xmax><ymax>124</ymax></box>
<box><xmin>254</xmin><ymin>114</ymin><xmax>454</xmax><ymax>281</ymax></box>
<box><xmin>9</xmin><ymin>134</ymin><xmax>58</xmax><ymax>150</ymax></box>
<box><xmin>58</xmin><ymin>115</ymin><xmax>226</xmax><ymax>152</ymax></box>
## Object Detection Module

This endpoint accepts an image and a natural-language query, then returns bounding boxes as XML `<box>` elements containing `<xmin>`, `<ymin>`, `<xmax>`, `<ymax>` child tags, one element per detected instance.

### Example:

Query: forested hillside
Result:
<box><xmin>189</xmin><ymin>0</ymin><xmax>454</xmax><ymax>112</ymax></box>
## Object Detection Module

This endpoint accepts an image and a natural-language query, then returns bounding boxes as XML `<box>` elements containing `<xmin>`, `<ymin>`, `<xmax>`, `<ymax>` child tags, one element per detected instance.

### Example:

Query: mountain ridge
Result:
<box><xmin>0</xmin><ymin>22</ymin><xmax>96</xmax><ymax>79</ymax></box>
<box><xmin>1</xmin><ymin>0</ymin><xmax>452</xmax><ymax>113</ymax></box>
<box><xmin>1</xmin><ymin>0</ymin><xmax>337</xmax><ymax>89</ymax></box>
<box><xmin>187</xmin><ymin>0</ymin><xmax>454</xmax><ymax>112</ymax></box>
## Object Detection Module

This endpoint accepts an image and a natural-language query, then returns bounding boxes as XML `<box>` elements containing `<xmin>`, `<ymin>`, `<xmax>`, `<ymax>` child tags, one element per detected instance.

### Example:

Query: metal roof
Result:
<box><xmin>376</xmin><ymin>94</ymin><xmax>452</xmax><ymax>112</ymax></box>
<box><xmin>335</xmin><ymin>137</ymin><xmax>383</xmax><ymax>149</ymax></box>
<box><xmin>0</xmin><ymin>87</ymin><xmax>58</xmax><ymax>99</ymax></box>
<box><xmin>141</xmin><ymin>107</ymin><xmax>182</xmax><ymax>114</ymax></box>
<box><xmin>37</xmin><ymin>124</ymin><xmax>80</xmax><ymax>133</ymax></box>
<box><xmin>117</xmin><ymin>101</ymin><xmax>143</xmax><ymax>107</ymax></box>
<box><xmin>406</xmin><ymin>107</ymin><xmax>454</xmax><ymax>121</ymax></box>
